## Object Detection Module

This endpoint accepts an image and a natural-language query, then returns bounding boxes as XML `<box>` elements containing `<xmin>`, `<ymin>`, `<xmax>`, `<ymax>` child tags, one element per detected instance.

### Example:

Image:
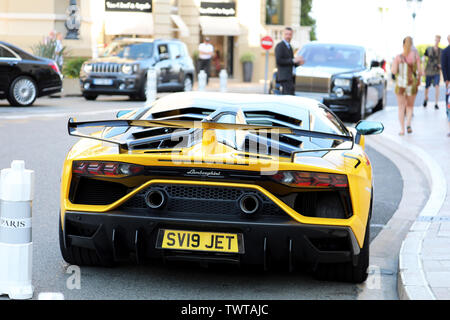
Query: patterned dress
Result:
<box><xmin>392</xmin><ymin>51</ymin><xmax>421</xmax><ymax>96</ymax></box>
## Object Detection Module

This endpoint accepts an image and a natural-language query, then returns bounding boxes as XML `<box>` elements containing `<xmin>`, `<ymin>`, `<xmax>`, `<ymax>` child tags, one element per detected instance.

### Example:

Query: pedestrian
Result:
<box><xmin>44</xmin><ymin>30</ymin><xmax>56</xmax><ymax>45</ymax></box>
<box><xmin>198</xmin><ymin>37</ymin><xmax>214</xmax><ymax>84</ymax></box>
<box><xmin>441</xmin><ymin>35</ymin><xmax>450</xmax><ymax>136</ymax></box>
<box><xmin>213</xmin><ymin>50</ymin><xmax>222</xmax><ymax>77</ymax></box>
<box><xmin>274</xmin><ymin>27</ymin><xmax>304</xmax><ymax>95</ymax></box>
<box><xmin>55</xmin><ymin>32</ymin><xmax>64</xmax><ymax>71</ymax></box>
<box><xmin>423</xmin><ymin>35</ymin><xmax>442</xmax><ymax>109</ymax></box>
<box><xmin>391</xmin><ymin>36</ymin><xmax>422</xmax><ymax>135</ymax></box>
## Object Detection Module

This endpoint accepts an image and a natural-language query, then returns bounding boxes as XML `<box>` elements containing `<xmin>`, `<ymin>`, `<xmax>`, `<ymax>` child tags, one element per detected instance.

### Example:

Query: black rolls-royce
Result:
<box><xmin>270</xmin><ymin>42</ymin><xmax>387</xmax><ymax>122</ymax></box>
<box><xmin>0</xmin><ymin>41</ymin><xmax>62</xmax><ymax>106</ymax></box>
<box><xmin>79</xmin><ymin>38</ymin><xmax>195</xmax><ymax>101</ymax></box>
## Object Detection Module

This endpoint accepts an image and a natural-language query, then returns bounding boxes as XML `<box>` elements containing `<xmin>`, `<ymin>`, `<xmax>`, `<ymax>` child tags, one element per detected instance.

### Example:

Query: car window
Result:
<box><xmin>168</xmin><ymin>43</ymin><xmax>181</xmax><ymax>60</ymax></box>
<box><xmin>178</xmin><ymin>43</ymin><xmax>186</xmax><ymax>57</ymax></box>
<box><xmin>102</xmin><ymin>42</ymin><xmax>154</xmax><ymax>60</ymax></box>
<box><xmin>0</xmin><ymin>45</ymin><xmax>16</xmax><ymax>58</ymax></box>
<box><xmin>310</xmin><ymin>105</ymin><xmax>349</xmax><ymax>148</ymax></box>
<box><xmin>158</xmin><ymin>44</ymin><xmax>168</xmax><ymax>54</ymax></box>
<box><xmin>215</xmin><ymin>113</ymin><xmax>237</xmax><ymax>149</ymax></box>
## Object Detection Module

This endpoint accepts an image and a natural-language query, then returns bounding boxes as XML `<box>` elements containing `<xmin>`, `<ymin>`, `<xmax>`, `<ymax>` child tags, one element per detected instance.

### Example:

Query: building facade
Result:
<box><xmin>0</xmin><ymin>0</ymin><xmax>311</xmax><ymax>82</ymax></box>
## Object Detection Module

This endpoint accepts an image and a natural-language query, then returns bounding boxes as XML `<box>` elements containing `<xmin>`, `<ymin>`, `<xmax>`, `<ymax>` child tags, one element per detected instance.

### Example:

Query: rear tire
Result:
<box><xmin>313</xmin><ymin>211</ymin><xmax>370</xmax><ymax>283</ymax></box>
<box><xmin>7</xmin><ymin>76</ymin><xmax>37</xmax><ymax>106</ymax></box>
<box><xmin>59</xmin><ymin>215</ymin><xmax>113</xmax><ymax>267</ymax></box>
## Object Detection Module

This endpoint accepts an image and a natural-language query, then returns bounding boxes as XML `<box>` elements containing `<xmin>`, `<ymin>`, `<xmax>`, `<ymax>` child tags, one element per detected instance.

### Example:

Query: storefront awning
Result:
<box><xmin>199</xmin><ymin>16</ymin><xmax>240</xmax><ymax>36</ymax></box>
<box><xmin>105</xmin><ymin>12</ymin><xmax>153</xmax><ymax>35</ymax></box>
<box><xmin>170</xmin><ymin>14</ymin><xmax>189</xmax><ymax>37</ymax></box>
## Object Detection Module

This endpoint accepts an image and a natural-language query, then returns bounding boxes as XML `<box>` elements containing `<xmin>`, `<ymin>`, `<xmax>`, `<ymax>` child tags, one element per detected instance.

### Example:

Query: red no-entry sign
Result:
<box><xmin>261</xmin><ymin>36</ymin><xmax>274</xmax><ymax>50</ymax></box>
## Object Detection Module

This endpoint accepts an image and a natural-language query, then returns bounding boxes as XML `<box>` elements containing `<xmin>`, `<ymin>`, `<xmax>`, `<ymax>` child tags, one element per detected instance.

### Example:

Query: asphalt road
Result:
<box><xmin>0</xmin><ymin>92</ymin><xmax>405</xmax><ymax>300</ymax></box>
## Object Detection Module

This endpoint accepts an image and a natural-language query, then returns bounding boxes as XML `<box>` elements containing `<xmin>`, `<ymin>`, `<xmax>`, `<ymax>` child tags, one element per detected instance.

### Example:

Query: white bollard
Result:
<box><xmin>219</xmin><ymin>69</ymin><xmax>228</xmax><ymax>93</ymax></box>
<box><xmin>198</xmin><ymin>70</ymin><xmax>207</xmax><ymax>92</ymax></box>
<box><xmin>145</xmin><ymin>67</ymin><xmax>157</xmax><ymax>107</ymax></box>
<box><xmin>0</xmin><ymin>160</ymin><xmax>34</xmax><ymax>299</ymax></box>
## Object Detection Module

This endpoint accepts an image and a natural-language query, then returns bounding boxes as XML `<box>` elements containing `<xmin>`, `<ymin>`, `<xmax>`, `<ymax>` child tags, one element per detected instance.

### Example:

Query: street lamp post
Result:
<box><xmin>406</xmin><ymin>0</ymin><xmax>423</xmax><ymax>39</ymax></box>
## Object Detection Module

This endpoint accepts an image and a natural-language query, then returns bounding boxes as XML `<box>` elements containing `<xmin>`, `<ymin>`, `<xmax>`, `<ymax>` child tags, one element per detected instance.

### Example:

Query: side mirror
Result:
<box><xmin>355</xmin><ymin>120</ymin><xmax>384</xmax><ymax>135</ymax></box>
<box><xmin>355</xmin><ymin>120</ymin><xmax>384</xmax><ymax>144</ymax></box>
<box><xmin>116</xmin><ymin>109</ymin><xmax>133</xmax><ymax>118</ymax></box>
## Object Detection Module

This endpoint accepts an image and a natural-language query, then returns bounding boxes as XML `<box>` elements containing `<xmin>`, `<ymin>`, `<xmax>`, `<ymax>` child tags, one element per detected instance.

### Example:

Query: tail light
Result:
<box><xmin>272</xmin><ymin>171</ymin><xmax>348</xmax><ymax>188</ymax></box>
<box><xmin>49</xmin><ymin>62</ymin><xmax>61</xmax><ymax>74</ymax></box>
<box><xmin>72</xmin><ymin>161</ymin><xmax>144</xmax><ymax>177</ymax></box>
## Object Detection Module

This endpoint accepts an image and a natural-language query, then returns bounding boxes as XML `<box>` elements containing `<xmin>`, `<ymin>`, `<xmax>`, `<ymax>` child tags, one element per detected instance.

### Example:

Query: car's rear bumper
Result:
<box><xmin>61</xmin><ymin>209</ymin><xmax>361</xmax><ymax>270</ymax></box>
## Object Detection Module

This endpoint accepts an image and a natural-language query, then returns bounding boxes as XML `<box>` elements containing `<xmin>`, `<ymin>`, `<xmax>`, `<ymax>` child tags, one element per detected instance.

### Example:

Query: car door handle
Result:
<box><xmin>8</xmin><ymin>61</ymin><xmax>18</xmax><ymax>66</ymax></box>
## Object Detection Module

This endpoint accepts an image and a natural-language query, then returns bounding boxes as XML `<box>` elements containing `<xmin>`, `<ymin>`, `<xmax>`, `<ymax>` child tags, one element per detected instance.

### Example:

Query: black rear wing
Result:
<box><xmin>67</xmin><ymin>118</ymin><xmax>354</xmax><ymax>161</ymax></box>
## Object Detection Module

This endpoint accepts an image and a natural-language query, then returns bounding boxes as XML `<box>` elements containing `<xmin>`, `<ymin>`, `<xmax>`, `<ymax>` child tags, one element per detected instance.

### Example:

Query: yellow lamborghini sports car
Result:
<box><xmin>59</xmin><ymin>92</ymin><xmax>383</xmax><ymax>283</ymax></box>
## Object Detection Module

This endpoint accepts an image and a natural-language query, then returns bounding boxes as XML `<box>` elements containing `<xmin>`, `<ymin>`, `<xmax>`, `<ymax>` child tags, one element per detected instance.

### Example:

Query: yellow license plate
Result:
<box><xmin>156</xmin><ymin>229</ymin><xmax>244</xmax><ymax>253</ymax></box>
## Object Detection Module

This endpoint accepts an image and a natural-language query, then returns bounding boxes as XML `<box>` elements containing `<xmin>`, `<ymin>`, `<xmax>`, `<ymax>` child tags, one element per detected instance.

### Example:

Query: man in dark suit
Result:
<box><xmin>275</xmin><ymin>27</ymin><xmax>304</xmax><ymax>95</ymax></box>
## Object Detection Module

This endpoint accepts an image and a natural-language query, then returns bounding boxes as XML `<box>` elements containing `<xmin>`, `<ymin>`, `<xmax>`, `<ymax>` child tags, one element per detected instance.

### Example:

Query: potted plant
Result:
<box><xmin>62</xmin><ymin>57</ymin><xmax>88</xmax><ymax>96</ymax></box>
<box><xmin>240</xmin><ymin>52</ymin><xmax>255</xmax><ymax>82</ymax></box>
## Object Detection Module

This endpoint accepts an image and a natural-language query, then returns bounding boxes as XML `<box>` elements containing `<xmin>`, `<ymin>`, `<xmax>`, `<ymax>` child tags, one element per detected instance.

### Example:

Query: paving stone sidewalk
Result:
<box><xmin>369</xmin><ymin>103</ymin><xmax>450</xmax><ymax>299</ymax></box>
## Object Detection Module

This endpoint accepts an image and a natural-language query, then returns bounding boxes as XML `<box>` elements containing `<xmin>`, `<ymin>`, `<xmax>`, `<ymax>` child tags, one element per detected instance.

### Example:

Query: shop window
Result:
<box><xmin>265</xmin><ymin>0</ymin><xmax>284</xmax><ymax>25</ymax></box>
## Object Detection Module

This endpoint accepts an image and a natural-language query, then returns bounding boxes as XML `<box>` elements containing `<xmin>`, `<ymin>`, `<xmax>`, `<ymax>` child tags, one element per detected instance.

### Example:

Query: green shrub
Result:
<box><xmin>31</xmin><ymin>39</ymin><xmax>67</xmax><ymax>61</ymax></box>
<box><xmin>63</xmin><ymin>57</ymin><xmax>89</xmax><ymax>79</ymax></box>
<box><xmin>240</xmin><ymin>52</ymin><xmax>255</xmax><ymax>63</ymax></box>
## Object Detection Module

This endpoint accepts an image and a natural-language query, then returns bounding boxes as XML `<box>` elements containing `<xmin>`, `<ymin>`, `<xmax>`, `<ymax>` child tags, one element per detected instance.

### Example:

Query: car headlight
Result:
<box><xmin>83</xmin><ymin>64</ymin><xmax>92</xmax><ymax>74</ymax></box>
<box><xmin>334</xmin><ymin>87</ymin><xmax>345</xmax><ymax>98</ymax></box>
<box><xmin>334</xmin><ymin>78</ymin><xmax>351</xmax><ymax>87</ymax></box>
<box><xmin>122</xmin><ymin>64</ymin><xmax>133</xmax><ymax>74</ymax></box>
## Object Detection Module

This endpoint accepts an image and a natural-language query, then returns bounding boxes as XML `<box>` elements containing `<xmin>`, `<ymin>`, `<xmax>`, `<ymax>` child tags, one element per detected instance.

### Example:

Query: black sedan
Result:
<box><xmin>270</xmin><ymin>42</ymin><xmax>387</xmax><ymax>122</ymax></box>
<box><xmin>0</xmin><ymin>41</ymin><xmax>62</xmax><ymax>106</ymax></box>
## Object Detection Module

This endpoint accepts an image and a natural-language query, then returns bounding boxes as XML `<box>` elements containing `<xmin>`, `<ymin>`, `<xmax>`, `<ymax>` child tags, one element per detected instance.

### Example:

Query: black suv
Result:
<box><xmin>80</xmin><ymin>38</ymin><xmax>195</xmax><ymax>101</ymax></box>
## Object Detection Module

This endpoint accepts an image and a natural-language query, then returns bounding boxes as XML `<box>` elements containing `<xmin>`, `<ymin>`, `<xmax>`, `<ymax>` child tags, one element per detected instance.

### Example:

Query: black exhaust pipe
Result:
<box><xmin>145</xmin><ymin>189</ymin><xmax>166</xmax><ymax>209</ymax></box>
<box><xmin>239</xmin><ymin>194</ymin><xmax>260</xmax><ymax>215</ymax></box>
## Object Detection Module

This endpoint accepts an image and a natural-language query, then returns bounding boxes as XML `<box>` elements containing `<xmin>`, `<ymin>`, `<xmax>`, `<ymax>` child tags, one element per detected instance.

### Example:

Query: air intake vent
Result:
<box><xmin>73</xmin><ymin>178</ymin><xmax>128</xmax><ymax>205</ymax></box>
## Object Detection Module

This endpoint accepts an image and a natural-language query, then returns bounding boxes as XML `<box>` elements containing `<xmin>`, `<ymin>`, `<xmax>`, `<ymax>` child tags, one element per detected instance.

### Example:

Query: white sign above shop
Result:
<box><xmin>104</xmin><ymin>0</ymin><xmax>153</xmax><ymax>35</ymax></box>
<box><xmin>105</xmin><ymin>0</ymin><xmax>152</xmax><ymax>12</ymax></box>
<box><xmin>199</xmin><ymin>2</ymin><xmax>236</xmax><ymax>17</ymax></box>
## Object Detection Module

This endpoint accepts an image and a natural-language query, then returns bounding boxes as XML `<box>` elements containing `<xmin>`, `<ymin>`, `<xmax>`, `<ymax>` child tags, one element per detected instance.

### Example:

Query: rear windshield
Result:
<box><xmin>103</xmin><ymin>42</ymin><xmax>154</xmax><ymax>60</ymax></box>
<box><xmin>298</xmin><ymin>44</ymin><xmax>365</xmax><ymax>69</ymax></box>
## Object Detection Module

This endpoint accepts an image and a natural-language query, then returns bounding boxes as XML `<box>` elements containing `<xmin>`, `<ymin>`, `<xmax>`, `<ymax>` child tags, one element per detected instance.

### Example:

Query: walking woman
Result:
<box><xmin>391</xmin><ymin>36</ymin><xmax>422</xmax><ymax>135</ymax></box>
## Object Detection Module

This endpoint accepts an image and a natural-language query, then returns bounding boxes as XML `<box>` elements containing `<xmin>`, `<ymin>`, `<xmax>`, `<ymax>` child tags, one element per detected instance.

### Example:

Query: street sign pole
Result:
<box><xmin>264</xmin><ymin>50</ymin><xmax>269</xmax><ymax>94</ymax></box>
<box><xmin>260</xmin><ymin>36</ymin><xmax>274</xmax><ymax>94</ymax></box>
